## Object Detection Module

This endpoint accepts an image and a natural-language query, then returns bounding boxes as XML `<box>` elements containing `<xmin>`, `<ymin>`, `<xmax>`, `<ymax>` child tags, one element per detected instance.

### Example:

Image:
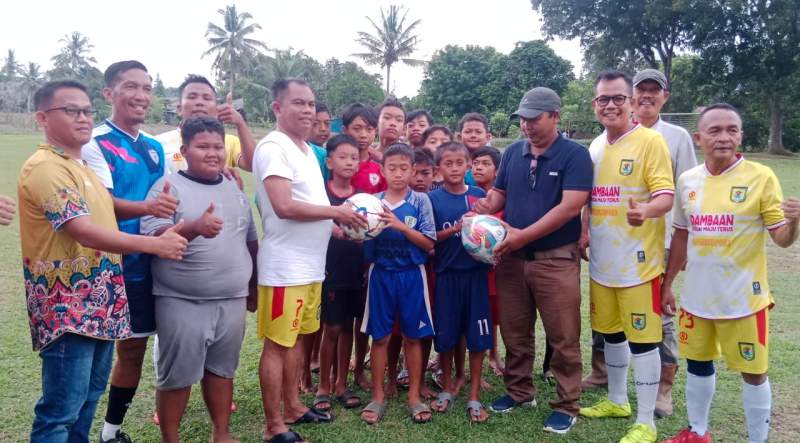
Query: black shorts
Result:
<box><xmin>321</xmin><ymin>285</ymin><xmax>366</xmax><ymax>327</ymax></box>
<box><xmin>125</xmin><ymin>277</ymin><xmax>156</xmax><ymax>336</ymax></box>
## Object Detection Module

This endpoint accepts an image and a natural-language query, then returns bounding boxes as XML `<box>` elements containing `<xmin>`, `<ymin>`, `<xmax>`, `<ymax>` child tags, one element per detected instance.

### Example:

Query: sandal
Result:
<box><xmin>265</xmin><ymin>430</ymin><xmax>306</xmax><ymax>443</ymax></box>
<box><xmin>313</xmin><ymin>394</ymin><xmax>332</xmax><ymax>412</ymax></box>
<box><xmin>360</xmin><ymin>400</ymin><xmax>387</xmax><ymax>425</ymax></box>
<box><xmin>466</xmin><ymin>400</ymin><xmax>489</xmax><ymax>423</ymax></box>
<box><xmin>432</xmin><ymin>391</ymin><xmax>454</xmax><ymax>413</ymax></box>
<box><xmin>335</xmin><ymin>389</ymin><xmax>362</xmax><ymax>409</ymax></box>
<box><xmin>285</xmin><ymin>407</ymin><xmax>333</xmax><ymax>425</ymax></box>
<box><xmin>409</xmin><ymin>402</ymin><xmax>432</xmax><ymax>424</ymax></box>
<box><xmin>396</xmin><ymin>368</ymin><xmax>410</xmax><ymax>390</ymax></box>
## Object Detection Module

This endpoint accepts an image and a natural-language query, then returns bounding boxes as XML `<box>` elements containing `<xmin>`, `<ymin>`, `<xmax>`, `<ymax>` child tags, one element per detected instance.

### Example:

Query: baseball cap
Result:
<box><xmin>510</xmin><ymin>87</ymin><xmax>561</xmax><ymax>119</ymax></box>
<box><xmin>633</xmin><ymin>69</ymin><xmax>668</xmax><ymax>90</ymax></box>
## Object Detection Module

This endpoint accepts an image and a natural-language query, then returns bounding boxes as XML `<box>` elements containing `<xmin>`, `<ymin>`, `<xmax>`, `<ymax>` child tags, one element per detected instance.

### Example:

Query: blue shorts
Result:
<box><xmin>433</xmin><ymin>269</ymin><xmax>492</xmax><ymax>353</ymax></box>
<box><xmin>362</xmin><ymin>265</ymin><xmax>434</xmax><ymax>340</ymax></box>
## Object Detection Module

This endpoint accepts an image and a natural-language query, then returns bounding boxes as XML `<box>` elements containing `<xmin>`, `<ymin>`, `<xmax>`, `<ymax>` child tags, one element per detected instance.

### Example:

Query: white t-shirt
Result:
<box><xmin>589</xmin><ymin>117</ymin><xmax>697</xmax><ymax>247</ymax></box>
<box><xmin>253</xmin><ymin>130</ymin><xmax>332</xmax><ymax>286</ymax></box>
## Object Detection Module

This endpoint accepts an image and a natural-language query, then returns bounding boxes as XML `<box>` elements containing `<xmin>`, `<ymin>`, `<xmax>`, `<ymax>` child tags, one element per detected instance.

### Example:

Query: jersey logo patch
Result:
<box><xmin>369</xmin><ymin>173</ymin><xmax>380</xmax><ymax>186</ymax></box>
<box><xmin>752</xmin><ymin>281</ymin><xmax>762</xmax><ymax>295</ymax></box>
<box><xmin>149</xmin><ymin>148</ymin><xmax>160</xmax><ymax>165</ymax></box>
<box><xmin>404</xmin><ymin>216</ymin><xmax>417</xmax><ymax>228</ymax></box>
<box><xmin>619</xmin><ymin>159</ymin><xmax>634</xmax><ymax>176</ymax></box>
<box><xmin>739</xmin><ymin>342</ymin><xmax>755</xmax><ymax>361</ymax></box>
<box><xmin>418</xmin><ymin>320</ymin><xmax>426</xmax><ymax>329</ymax></box>
<box><xmin>637</xmin><ymin>250</ymin><xmax>646</xmax><ymax>263</ymax></box>
<box><xmin>631</xmin><ymin>313</ymin><xmax>646</xmax><ymax>330</ymax></box>
<box><xmin>688</xmin><ymin>190</ymin><xmax>697</xmax><ymax>201</ymax></box>
<box><xmin>730</xmin><ymin>186</ymin><xmax>747</xmax><ymax>203</ymax></box>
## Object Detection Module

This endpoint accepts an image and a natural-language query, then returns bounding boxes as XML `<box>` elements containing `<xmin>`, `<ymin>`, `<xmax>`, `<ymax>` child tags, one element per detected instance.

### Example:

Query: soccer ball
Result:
<box><xmin>461</xmin><ymin>215</ymin><xmax>507</xmax><ymax>264</ymax></box>
<box><xmin>341</xmin><ymin>193</ymin><xmax>387</xmax><ymax>241</ymax></box>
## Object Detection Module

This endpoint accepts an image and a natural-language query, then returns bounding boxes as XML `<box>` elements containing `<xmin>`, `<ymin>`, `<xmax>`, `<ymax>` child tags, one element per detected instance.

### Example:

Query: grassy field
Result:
<box><xmin>0</xmin><ymin>133</ymin><xmax>798</xmax><ymax>442</ymax></box>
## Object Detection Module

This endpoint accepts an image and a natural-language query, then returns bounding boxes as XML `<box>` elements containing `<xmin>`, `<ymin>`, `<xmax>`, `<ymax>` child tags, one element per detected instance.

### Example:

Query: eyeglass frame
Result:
<box><xmin>43</xmin><ymin>106</ymin><xmax>97</xmax><ymax>119</ymax></box>
<box><xmin>592</xmin><ymin>95</ymin><xmax>629</xmax><ymax>107</ymax></box>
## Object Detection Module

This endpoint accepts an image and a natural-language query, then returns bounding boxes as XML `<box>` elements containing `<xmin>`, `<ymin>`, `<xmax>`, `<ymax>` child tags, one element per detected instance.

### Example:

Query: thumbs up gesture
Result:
<box><xmin>194</xmin><ymin>201</ymin><xmax>224</xmax><ymax>238</ymax></box>
<box><xmin>626</xmin><ymin>197</ymin><xmax>648</xmax><ymax>227</ymax></box>
<box><xmin>217</xmin><ymin>92</ymin><xmax>243</xmax><ymax>126</ymax></box>
<box><xmin>147</xmin><ymin>180</ymin><xmax>179</xmax><ymax>218</ymax></box>
<box><xmin>155</xmin><ymin>219</ymin><xmax>189</xmax><ymax>260</ymax></box>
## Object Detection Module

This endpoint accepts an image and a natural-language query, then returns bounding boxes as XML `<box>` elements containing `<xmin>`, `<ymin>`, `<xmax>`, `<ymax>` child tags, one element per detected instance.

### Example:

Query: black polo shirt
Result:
<box><xmin>495</xmin><ymin>134</ymin><xmax>593</xmax><ymax>252</ymax></box>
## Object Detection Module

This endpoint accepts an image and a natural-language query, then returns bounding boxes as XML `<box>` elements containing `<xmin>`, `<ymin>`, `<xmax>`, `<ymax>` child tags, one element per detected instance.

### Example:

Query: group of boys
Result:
<box><xmin>11</xmin><ymin>56</ymin><xmax>800</xmax><ymax>443</ymax></box>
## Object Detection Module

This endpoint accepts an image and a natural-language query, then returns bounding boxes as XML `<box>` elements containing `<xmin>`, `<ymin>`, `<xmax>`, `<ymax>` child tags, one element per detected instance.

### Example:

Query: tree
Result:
<box><xmin>51</xmin><ymin>32</ymin><xmax>97</xmax><ymax>75</ymax></box>
<box><xmin>560</xmin><ymin>78</ymin><xmax>597</xmax><ymax>134</ymax></box>
<box><xmin>2</xmin><ymin>49</ymin><xmax>20</xmax><ymax>79</ymax></box>
<box><xmin>353</xmin><ymin>5</ymin><xmax>424</xmax><ymax>94</ymax></box>
<box><xmin>264</xmin><ymin>48</ymin><xmax>322</xmax><ymax>87</ymax></box>
<box><xmin>204</xmin><ymin>4</ymin><xmax>268</xmax><ymax>96</ymax></box>
<box><xmin>531</xmin><ymin>0</ymin><xmax>696</xmax><ymax>83</ymax></box>
<box><xmin>18</xmin><ymin>62</ymin><xmax>43</xmax><ymax>111</ymax></box>
<box><xmin>153</xmin><ymin>74</ymin><xmax>167</xmax><ymax>97</ymax></box>
<box><xmin>317</xmin><ymin>58</ymin><xmax>384</xmax><ymax>114</ymax></box>
<box><xmin>692</xmin><ymin>0</ymin><xmax>800</xmax><ymax>155</ymax></box>
<box><xmin>504</xmin><ymin>40</ymin><xmax>574</xmax><ymax>111</ymax></box>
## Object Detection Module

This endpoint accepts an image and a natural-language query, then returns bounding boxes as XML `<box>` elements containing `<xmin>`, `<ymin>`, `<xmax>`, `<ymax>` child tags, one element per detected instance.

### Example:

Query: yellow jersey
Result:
<box><xmin>589</xmin><ymin>125</ymin><xmax>675</xmax><ymax>287</ymax></box>
<box><xmin>673</xmin><ymin>155</ymin><xmax>785</xmax><ymax>319</ymax></box>
<box><xmin>155</xmin><ymin>128</ymin><xmax>242</xmax><ymax>174</ymax></box>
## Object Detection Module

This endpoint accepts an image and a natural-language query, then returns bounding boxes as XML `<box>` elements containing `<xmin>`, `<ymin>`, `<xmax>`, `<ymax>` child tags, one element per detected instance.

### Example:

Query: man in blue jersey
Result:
<box><xmin>82</xmin><ymin>60</ymin><xmax>178</xmax><ymax>443</ymax></box>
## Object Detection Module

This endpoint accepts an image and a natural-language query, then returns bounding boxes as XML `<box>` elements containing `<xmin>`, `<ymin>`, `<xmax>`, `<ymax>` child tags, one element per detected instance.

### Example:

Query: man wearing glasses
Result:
<box><xmin>579</xmin><ymin>70</ymin><xmax>675</xmax><ymax>443</ymax></box>
<box><xmin>474</xmin><ymin>87</ymin><xmax>592</xmax><ymax>434</ymax></box>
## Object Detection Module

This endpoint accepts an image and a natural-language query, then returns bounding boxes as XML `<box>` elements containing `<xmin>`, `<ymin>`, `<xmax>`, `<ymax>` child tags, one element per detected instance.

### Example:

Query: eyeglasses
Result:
<box><xmin>593</xmin><ymin>95</ymin><xmax>629</xmax><ymax>107</ymax></box>
<box><xmin>529</xmin><ymin>157</ymin><xmax>538</xmax><ymax>190</ymax></box>
<box><xmin>44</xmin><ymin>106</ymin><xmax>97</xmax><ymax>119</ymax></box>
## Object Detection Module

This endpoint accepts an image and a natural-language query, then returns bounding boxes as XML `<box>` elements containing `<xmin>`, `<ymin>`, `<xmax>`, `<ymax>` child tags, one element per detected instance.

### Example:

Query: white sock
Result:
<box><xmin>631</xmin><ymin>348</ymin><xmax>660</xmax><ymax>427</ymax></box>
<box><xmin>742</xmin><ymin>378</ymin><xmax>771</xmax><ymax>443</ymax></box>
<box><xmin>604</xmin><ymin>340</ymin><xmax>631</xmax><ymax>405</ymax></box>
<box><xmin>101</xmin><ymin>422</ymin><xmax>121</xmax><ymax>441</ymax></box>
<box><xmin>686</xmin><ymin>372</ymin><xmax>715</xmax><ymax>436</ymax></box>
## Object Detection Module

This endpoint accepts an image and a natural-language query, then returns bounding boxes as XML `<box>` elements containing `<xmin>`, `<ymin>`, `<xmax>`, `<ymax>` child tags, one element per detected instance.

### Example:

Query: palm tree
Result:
<box><xmin>203</xmin><ymin>4</ymin><xmax>268</xmax><ymax>95</ymax></box>
<box><xmin>51</xmin><ymin>32</ymin><xmax>97</xmax><ymax>75</ymax></box>
<box><xmin>353</xmin><ymin>5</ymin><xmax>424</xmax><ymax>94</ymax></box>
<box><xmin>18</xmin><ymin>62</ymin><xmax>43</xmax><ymax>111</ymax></box>
<box><xmin>2</xmin><ymin>49</ymin><xmax>20</xmax><ymax>79</ymax></box>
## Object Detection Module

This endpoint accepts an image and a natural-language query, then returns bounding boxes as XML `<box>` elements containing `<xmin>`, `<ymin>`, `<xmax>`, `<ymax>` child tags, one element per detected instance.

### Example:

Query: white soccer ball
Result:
<box><xmin>461</xmin><ymin>215</ymin><xmax>507</xmax><ymax>264</ymax></box>
<box><xmin>341</xmin><ymin>193</ymin><xmax>387</xmax><ymax>241</ymax></box>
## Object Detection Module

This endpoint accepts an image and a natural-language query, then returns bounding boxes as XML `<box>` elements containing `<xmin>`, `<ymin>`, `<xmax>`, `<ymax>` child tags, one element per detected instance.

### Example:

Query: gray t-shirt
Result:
<box><xmin>141</xmin><ymin>171</ymin><xmax>258</xmax><ymax>300</ymax></box>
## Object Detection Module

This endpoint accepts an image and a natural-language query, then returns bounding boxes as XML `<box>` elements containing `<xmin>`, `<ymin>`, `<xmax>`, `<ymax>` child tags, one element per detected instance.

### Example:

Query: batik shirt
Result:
<box><xmin>18</xmin><ymin>144</ymin><xmax>130</xmax><ymax>351</ymax></box>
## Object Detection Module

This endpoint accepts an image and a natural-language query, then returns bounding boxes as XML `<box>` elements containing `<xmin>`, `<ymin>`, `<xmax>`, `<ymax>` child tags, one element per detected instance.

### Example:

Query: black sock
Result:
<box><xmin>105</xmin><ymin>385</ymin><xmax>138</xmax><ymax>425</ymax></box>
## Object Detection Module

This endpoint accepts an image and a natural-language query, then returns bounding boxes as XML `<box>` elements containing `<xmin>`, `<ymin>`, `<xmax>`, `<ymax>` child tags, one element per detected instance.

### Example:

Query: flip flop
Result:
<box><xmin>285</xmin><ymin>407</ymin><xmax>333</xmax><ymax>425</ymax></box>
<box><xmin>360</xmin><ymin>400</ymin><xmax>387</xmax><ymax>425</ymax></box>
<box><xmin>335</xmin><ymin>389</ymin><xmax>362</xmax><ymax>409</ymax></box>
<box><xmin>409</xmin><ymin>402</ymin><xmax>432</xmax><ymax>424</ymax></box>
<box><xmin>396</xmin><ymin>368</ymin><xmax>410</xmax><ymax>390</ymax></box>
<box><xmin>466</xmin><ymin>400</ymin><xmax>489</xmax><ymax>423</ymax></box>
<box><xmin>265</xmin><ymin>430</ymin><xmax>306</xmax><ymax>443</ymax></box>
<box><xmin>432</xmin><ymin>391</ymin><xmax>454</xmax><ymax>413</ymax></box>
<box><xmin>313</xmin><ymin>394</ymin><xmax>333</xmax><ymax>412</ymax></box>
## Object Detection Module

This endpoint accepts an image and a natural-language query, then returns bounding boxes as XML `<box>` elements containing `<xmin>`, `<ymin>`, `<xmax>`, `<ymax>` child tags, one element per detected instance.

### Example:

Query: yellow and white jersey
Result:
<box><xmin>155</xmin><ymin>128</ymin><xmax>242</xmax><ymax>174</ymax></box>
<box><xmin>589</xmin><ymin>125</ymin><xmax>675</xmax><ymax>287</ymax></box>
<box><xmin>673</xmin><ymin>155</ymin><xmax>786</xmax><ymax>319</ymax></box>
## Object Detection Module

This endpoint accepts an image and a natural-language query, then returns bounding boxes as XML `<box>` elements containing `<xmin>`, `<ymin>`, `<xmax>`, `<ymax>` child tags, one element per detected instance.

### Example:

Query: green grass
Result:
<box><xmin>1</xmin><ymin>133</ymin><xmax>798</xmax><ymax>442</ymax></box>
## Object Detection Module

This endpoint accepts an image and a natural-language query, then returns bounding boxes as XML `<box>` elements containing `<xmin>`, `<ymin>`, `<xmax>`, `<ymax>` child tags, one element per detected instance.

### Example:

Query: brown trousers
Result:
<box><xmin>496</xmin><ymin>242</ymin><xmax>582</xmax><ymax>416</ymax></box>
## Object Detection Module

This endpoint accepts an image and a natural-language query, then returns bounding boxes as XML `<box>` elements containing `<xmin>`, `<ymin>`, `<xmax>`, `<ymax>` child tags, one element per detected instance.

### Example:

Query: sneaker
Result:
<box><xmin>579</xmin><ymin>398</ymin><xmax>632</xmax><ymax>418</ymax></box>
<box><xmin>619</xmin><ymin>423</ymin><xmax>657</xmax><ymax>443</ymax></box>
<box><xmin>99</xmin><ymin>431</ymin><xmax>132</xmax><ymax>443</ymax></box>
<box><xmin>661</xmin><ymin>427</ymin><xmax>712</xmax><ymax>443</ymax></box>
<box><xmin>543</xmin><ymin>411</ymin><xmax>576</xmax><ymax>434</ymax></box>
<box><xmin>488</xmin><ymin>394</ymin><xmax>536</xmax><ymax>413</ymax></box>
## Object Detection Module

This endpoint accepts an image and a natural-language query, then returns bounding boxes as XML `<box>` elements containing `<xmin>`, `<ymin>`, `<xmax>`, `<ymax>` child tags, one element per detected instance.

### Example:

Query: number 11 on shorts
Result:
<box><xmin>477</xmin><ymin>318</ymin><xmax>490</xmax><ymax>336</ymax></box>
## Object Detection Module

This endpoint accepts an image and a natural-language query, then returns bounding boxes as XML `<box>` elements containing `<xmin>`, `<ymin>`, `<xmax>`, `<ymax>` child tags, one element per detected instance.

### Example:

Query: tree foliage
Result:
<box><xmin>204</xmin><ymin>4</ymin><xmax>268</xmax><ymax>95</ymax></box>
<box><xmin>50</xmin><ymin>32</ymin><xmax>97</xmax><ymax>76</ymax></box>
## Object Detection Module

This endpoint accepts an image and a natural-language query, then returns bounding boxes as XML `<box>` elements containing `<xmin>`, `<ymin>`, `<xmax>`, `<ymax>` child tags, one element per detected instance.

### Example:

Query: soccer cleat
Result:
<box><xmin>579</xmin><ymin>398</ymin><xmax>632</xmax><ymax>418</ymax></box>
<box><xmin>619</xmin><ymin>423</ymin><xmax>657</xmax><ymax>443</ymax></box>
<box><xmin>543</xmin><ymin>410</ymin><xmax>577</xmax><ymax>434</ymax></box>
<box><xmin>98</xmin><ymin>431</ymin><xmax>132</xmax><ymax>443</ymax></box>
<box><xmin>660</xmin><ymin>427</ymin><xmax>712</xmax><ymax>443</ymax></box>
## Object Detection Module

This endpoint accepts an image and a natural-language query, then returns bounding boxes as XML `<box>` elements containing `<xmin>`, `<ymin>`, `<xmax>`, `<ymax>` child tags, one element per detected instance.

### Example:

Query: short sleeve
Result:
<box><xmin>255</xmin><ymin>141</ymin><xmax>294</xmax><ymax>182</ymax></box>
<box><xmin>22</xmin><ymin>163</ymin><xmax>90</xmax><ymax>231</ymax></box>
<box><xmin>562</xmin><ymin>145</ymin><xmax>594</xmax><ymax>191</ymax></box>
<box><xmin>494</xmin><ymin>144</ymin><xmax>515</xmax><ymax>191</ymax></box>
<box><xmin>226</xmin><ymin>135</ymin><xmax>243</xmax><ymax>169</ymax></box>
<box><xmin>81</xmin><ymin>138</ymin><xmax>113</xmax><ymax>189</ymax></box>
<box><xmin>672</xmin><ymin>176</ymin><xmax>689</xmax><ymax>229</ymax></box>
<box><xmin>643</xmin><ymin>134</ymin><xmax>675</xmax><ymax>197</ymax></box>
<box><xmin>414</xmin><ymin>192</ymin><xmax>437</xmax><ymax>240</ymax></box>
<box><xmin>139</xmin><ymin>177</ymin><xmax>178</xmax><ymax>235</ymax></box>
<box><xmin>760</xmin><ymin>168</ymin><xmax>786</xmax><ymax>230</ymax></box>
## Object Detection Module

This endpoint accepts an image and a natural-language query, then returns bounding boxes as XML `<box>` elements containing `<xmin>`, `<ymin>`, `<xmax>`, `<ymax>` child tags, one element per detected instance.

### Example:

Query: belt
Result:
<box><xmin>511</xmin><ymin>242</ymin><xmax>578</xmax><ymax>261</ymax></box>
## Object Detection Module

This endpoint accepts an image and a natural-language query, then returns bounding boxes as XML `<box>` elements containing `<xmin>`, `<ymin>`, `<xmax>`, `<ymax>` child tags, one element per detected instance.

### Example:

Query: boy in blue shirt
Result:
<box><xmin>428</xmin><ymin>142</ymin><xmax>491</xmax><ymax>423</ymax></box>
<box><xmin>361</xmin><ymin>143</ymin><xmax>436</xmax><ymax>425</ymax></box>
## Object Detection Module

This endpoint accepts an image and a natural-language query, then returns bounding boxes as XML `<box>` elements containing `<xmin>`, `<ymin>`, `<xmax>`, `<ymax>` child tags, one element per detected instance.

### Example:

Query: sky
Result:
<box><xmin>0</xmin><ymin>0</ymin><xmax>583</xmax><ymax>98</ymax></box>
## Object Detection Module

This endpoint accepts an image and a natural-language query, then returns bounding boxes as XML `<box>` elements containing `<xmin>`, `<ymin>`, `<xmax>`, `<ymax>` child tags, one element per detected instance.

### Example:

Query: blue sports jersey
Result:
<box><xmin>82</xmin><ymin>120</ymin><xmax>165</xmax><ymax>281</ymax></box>
<box><xmin>429</xmin><ymin>186</ymin><xmax>486</xmax><ymax>273</ymax></box>
<box><xmin>364</xmin><ymin>189</ymin><xmax>436</xmax><ymax>271</ymax></box>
